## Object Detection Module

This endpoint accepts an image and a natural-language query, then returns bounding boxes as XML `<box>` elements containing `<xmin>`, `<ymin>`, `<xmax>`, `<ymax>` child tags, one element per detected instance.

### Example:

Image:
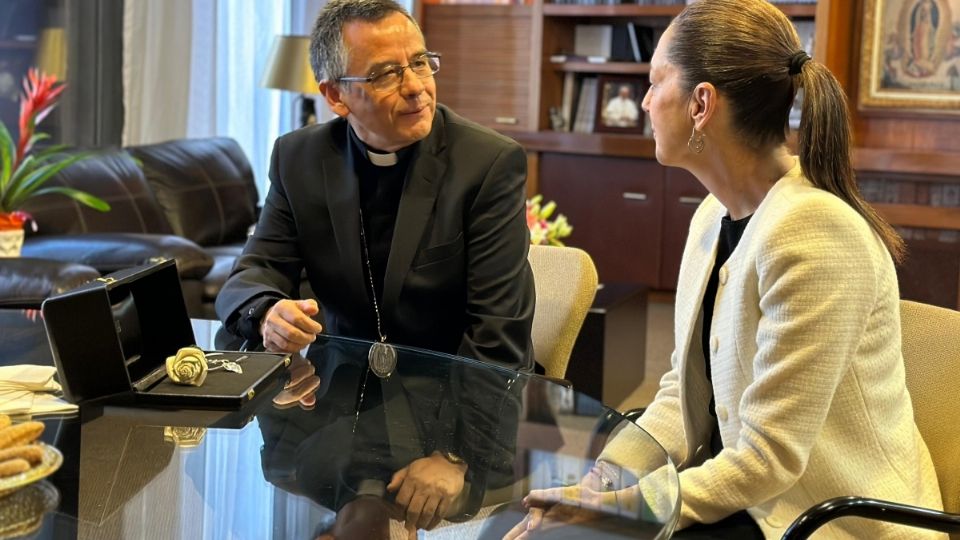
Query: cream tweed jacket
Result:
<box><xmin>602</xmin><ymin>163</ymin><xmax>943</xmax><ymax>539</ymax></box>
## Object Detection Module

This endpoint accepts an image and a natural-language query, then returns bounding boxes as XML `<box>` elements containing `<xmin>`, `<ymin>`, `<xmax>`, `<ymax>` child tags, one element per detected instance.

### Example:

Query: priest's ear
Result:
<box><xmin>319</xmin><ymin>80</ymin><xmax>350</xmax><ymax>119</ymax></box>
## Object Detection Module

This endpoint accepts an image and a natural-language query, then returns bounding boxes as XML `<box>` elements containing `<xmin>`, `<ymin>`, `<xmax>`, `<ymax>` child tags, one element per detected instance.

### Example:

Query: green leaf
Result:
<box><xmin>0</xmin><ymin>121</ymin><xmax>14</xmax><ymax>193</ymax></box>
<box><xmin>22</xmin><ymin>132</ymin><xmax>50</xmax><ymax>157</ymax></box>
<box><xmin>30</xmin><ymin>186</ymin><xmax>110</xmax><ymax>212</ymax></box>
<box><xmin>4</xmin><ymin>153</ymin><xmax>91</xmax><ymax>209</ymax></box>
<box><xmin>1</xmin><ymin>154</ymin><xmax>38</xmax><ymax>210</ymax></box>
<box><xmin>29</xmin><ymin>144</ymin><xmax>70</xmax><ymax>163</ymax></box>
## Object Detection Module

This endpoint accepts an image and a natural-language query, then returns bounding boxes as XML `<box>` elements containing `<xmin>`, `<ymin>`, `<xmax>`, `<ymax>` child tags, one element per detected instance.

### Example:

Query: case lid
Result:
<box><xmin>42</xmin><ymin>260</ymin><xmax>195</xmax><ymax>403</ymax></box>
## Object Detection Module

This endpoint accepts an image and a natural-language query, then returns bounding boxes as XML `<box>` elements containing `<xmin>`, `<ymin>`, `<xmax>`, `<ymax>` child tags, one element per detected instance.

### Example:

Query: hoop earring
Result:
<box><xmin>688</xmin><ymin>127</ymin><xmax>705</xmax><ymax>154</ymax></box>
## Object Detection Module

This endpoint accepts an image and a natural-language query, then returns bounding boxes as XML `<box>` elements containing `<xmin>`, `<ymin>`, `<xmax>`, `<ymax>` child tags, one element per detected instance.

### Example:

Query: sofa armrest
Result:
<box><xmin>22</xmin><ymin>233</ymin><xmax>214</xmax><ymax>279</ymax></box>
<box><xmin>0</xmin><ymin>258</ymin><xmax>101</xmax><ymax>308</ymax></box>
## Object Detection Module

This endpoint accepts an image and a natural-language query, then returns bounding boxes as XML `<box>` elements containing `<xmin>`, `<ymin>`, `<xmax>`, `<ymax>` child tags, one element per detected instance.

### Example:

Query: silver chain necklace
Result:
<box><xmin>358</xmin><ymin>208</ymin><xmax>397</xmax><ymax>378</ymax></box>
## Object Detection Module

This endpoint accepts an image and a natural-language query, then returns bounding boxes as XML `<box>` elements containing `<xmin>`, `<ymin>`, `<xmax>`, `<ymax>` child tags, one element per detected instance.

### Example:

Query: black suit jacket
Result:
<box><xmin>216</xmin><ymin>105</ymin><xmax>535</xmax><ymax>371</ymax></box>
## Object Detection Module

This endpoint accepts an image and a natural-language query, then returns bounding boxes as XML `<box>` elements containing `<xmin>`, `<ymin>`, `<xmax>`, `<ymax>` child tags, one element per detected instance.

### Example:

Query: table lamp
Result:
<box><xmin>261</xmin><ymin>35</ymin><xmax>318</xmax><ymax>127</ymax></box>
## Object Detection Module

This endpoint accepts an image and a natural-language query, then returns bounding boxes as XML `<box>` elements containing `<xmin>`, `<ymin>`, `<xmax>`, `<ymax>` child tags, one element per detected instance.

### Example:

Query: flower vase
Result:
<box><xmin>0</xmin><ymin>229</ymin><xmax>24</xmax><ymax>257</ymax></box>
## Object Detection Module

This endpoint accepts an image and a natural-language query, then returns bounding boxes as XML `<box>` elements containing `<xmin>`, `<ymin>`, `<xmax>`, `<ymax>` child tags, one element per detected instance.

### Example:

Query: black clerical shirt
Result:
<box><xmin>347</xmin><ymin>126</ymin><xmax>416</xmax><ymax>313</ymax></box>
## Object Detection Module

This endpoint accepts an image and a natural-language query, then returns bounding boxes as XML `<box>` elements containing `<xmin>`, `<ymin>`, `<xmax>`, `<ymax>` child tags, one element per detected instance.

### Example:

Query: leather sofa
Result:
<box><xmin>17</xmin><ymin>137</ymin><xmax>260</xmax><ymax>319</ymax></box>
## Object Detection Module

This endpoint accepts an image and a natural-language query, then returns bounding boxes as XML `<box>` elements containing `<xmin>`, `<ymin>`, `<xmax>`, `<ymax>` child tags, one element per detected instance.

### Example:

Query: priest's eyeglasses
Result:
<box><xmin>338</xmin><ymin>52</ymin><xmax>441</xmax><ymax>93</ymax></box>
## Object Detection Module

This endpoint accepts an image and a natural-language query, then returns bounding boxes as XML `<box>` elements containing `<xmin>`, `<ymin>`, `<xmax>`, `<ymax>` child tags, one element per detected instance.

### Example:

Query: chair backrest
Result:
<box><xmin>527</xmin><ymin>244</ymin><xmax>598</xmax><ymax>379</ymax></box>
<box><xmin>900</xmin><ymin>299</ymin><xmax>960</xmax><ymax>516</ymax></box>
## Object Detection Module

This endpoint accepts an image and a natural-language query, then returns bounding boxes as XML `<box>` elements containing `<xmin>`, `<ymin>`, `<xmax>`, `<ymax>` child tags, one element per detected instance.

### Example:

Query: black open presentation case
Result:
<box><xmin>42</xmin><ymin>260</ymin><xmax>289</xmax><ymax>408</ymax></box>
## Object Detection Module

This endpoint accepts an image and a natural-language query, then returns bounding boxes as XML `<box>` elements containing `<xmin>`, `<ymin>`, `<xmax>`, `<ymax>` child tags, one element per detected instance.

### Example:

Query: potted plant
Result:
<box><xmin>0</xmin><ymin>68</ymin><xmax>109</xmax><ymax>257</ymax></box>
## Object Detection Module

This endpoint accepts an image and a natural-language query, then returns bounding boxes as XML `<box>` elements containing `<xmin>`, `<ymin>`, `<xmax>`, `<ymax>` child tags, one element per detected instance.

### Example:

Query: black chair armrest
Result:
<box><xmin>0</xmin><ymin>258</ymin><xmax>100</xmax><ymax>308</ymax></box>
<box><xmin>783</xmin><ymin>496</ymin><xmax>960</xmax><ymax>539</ymax></box>
<box><xmin>623</xmin><ymin>407</ymin><xmax>645</xmax><ymax>424</ymax></box>
<box><xmin>22</xmin><ymin>233</ymin><xmax>214</xmax><ymax>280</ymax></box>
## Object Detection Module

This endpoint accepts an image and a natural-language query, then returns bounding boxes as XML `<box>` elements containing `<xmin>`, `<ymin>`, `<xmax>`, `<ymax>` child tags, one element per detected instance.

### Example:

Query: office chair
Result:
<box><xmin>783</xmin><ymin>300</ymin><xmax>960</xmax><ymax>539</ymax></box>
<box><xmin>527</xmin><ymin>244</ymin><xmax>598</xmax><ymax>379</ymax></box>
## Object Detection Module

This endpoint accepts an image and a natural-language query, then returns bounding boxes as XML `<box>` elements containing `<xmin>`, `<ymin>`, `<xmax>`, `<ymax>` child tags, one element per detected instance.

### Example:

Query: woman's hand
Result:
<box><xmin>503</xmin><ymin>485</ymin><xmax>608</xmax><ymax>539</ymax></box>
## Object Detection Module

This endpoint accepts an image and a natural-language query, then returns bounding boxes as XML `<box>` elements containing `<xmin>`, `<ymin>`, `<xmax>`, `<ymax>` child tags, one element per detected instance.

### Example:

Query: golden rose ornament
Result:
<box><xmin>165</xmin><ymin>347</ymin><xmax>208</xmax><ymax>386</ymax></box>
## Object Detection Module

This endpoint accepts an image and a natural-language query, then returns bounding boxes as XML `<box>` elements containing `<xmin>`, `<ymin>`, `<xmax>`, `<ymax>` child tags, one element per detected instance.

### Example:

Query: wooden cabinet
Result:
<box><xmin>540</xmin><ymin>153</ymin><xmax>663</xmax><ymax>285</ymax></box>
<box><xmin>540</xmin><ymin>153</ymin><xmax>707</xmax><ymax>289</ymax></box>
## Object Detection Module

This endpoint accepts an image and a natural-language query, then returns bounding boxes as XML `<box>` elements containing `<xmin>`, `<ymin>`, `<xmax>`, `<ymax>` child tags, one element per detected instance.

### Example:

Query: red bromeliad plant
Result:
<box><xmin>0</xmin><ymin>68</ymin><xmax>109</xmax><ymax>230</ymax></box>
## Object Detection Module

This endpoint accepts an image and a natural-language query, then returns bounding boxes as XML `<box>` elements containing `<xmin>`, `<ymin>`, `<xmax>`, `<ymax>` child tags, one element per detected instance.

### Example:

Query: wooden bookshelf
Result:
<box><xmin>541</xmin><ymin>3</ymin><xmax>816</xmax><ymax>18</ymax></box>
<box><xmin>551</xmin><ymin>61</ymin><xmax>651</xmax><ymax>74</ymax></box>
<box><xmin>512</xmin><ymin>131</ymin><xmax>657</xmax><ymax>159</ymax></box>
<box><xmin>542</xmin><ymin>4</ymin><xmax>683</xmax><ymax>17</ymax></box>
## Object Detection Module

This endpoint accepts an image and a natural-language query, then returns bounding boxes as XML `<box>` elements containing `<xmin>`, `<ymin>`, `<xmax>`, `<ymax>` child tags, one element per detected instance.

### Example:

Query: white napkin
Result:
<box><xmin>0</xmin><ymin>365</ymin><xmax>78</xmax><ymax>416</ymax></box>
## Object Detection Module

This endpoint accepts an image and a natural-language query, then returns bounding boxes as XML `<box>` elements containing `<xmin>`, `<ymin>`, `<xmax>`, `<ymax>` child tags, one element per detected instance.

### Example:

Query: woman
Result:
<box><xmin>508</xmin><ymin>1</ymin><xmax>943</xmax><ymax>538</ymax></box>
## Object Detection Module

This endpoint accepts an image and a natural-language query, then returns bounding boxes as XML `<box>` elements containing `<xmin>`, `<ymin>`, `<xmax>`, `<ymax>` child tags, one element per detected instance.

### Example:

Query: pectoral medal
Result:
<box><xmin>368</xmin><ymin>341</ymin><xmax>397</xmax><ymax>379</ymax></box>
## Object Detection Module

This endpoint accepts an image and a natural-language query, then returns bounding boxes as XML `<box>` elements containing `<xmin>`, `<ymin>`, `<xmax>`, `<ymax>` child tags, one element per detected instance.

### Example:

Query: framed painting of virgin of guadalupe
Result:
<box><xmin>859</xmin><ymin>0</ymin><xmax>960</xmax><ymax>113</ymax></box>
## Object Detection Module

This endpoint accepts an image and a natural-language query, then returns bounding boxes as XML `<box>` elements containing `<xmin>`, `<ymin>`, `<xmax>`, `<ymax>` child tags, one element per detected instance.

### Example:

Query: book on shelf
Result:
<box><xmin>573</xmin><ymin>77</ymin><xmax>598</xmax><ymax>133</ymax></box>
<box><xmin>574</xmin><ymin>24</ymin><xmax>613</xmax><ymax>59</ymax></box>
<box><xmin>560</xmin><ymin>71</ymin><xmax>576</xmax><ymax>131</ymax></box>
<box><xmin>553</xmin><ymin>23</ymin><xmax>654</xmax><ymax>64</ymax></box>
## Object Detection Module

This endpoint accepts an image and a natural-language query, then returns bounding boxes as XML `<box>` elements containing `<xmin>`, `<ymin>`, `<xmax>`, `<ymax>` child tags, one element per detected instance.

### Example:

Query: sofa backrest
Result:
<box><xmin>22</xmin><ymin>150</ymin><xmax>173</xmax><ymax>236</ymax></box>
<box><xmin>127</xmin><ymin>137</ymin><xmax>259</xmax><ymax>247</ymax></box>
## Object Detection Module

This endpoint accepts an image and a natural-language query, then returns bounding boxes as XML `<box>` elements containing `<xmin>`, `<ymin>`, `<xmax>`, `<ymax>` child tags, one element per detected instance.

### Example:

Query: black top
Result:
<box><xmin>348</xmin><ymin>125</ymin><xmax>415</xmax><ymax>312</ymax></box>
<box><xmin>701</xmin><ymin>213</ymin><xmax>751</xmax><ymax>457</ymax></box>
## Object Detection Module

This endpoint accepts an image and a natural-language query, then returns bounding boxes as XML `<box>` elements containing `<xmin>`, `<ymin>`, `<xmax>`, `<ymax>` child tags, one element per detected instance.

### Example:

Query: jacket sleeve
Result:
<box><xmin>456</xmin><ymin>142</ymin><xmax>536</xmax><ymax>372</ymax></box>
<box><xmin>215</xmin><ymin>137</ymin><xmax>302</xmax><ymax>333</ymax></box>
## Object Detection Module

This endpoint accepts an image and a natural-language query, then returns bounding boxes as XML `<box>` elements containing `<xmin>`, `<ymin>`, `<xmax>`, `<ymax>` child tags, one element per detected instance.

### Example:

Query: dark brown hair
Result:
<box><xmin>309</xmin><ymin>0</ymin><xmax>419</xmax><ymax>83</ymax></box>
<box><xmin>669</xmin><ymin>0</ymin><xmax>904</xmax><ymax>262</ymax></box>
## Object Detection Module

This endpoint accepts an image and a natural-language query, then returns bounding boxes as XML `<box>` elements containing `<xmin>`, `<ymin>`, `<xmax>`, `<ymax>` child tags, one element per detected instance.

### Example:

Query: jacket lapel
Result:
<box><xmin>322</xmin><ymin>132</ymin><xmax>369</xmax><ymax>305</ymax></box>
<box><xmin>381</xmin><ymin>112</ymin><xmax>447</xmax><ymax>324</ymax></box>
<box><xmin>674</xmin><ymin>200</ymin><xmax>723</xmax><ymax>465</ymax></box>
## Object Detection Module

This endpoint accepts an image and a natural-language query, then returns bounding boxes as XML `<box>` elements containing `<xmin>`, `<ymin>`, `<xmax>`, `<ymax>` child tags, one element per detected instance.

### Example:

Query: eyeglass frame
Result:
<box><xmin>336</xmin><ymin>51</ymin><xmax>441</xmax><ymax>92</ymax></box>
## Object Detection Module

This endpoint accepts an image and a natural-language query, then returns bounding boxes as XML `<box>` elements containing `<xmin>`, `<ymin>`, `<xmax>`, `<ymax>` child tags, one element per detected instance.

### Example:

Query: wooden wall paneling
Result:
<box><xmin>876</xmin><ymin>204</ymin><xmax>960</xmax><ymax>231</ymax></box>
<box><xmin>539</xmin><ymin>154</ymin><xmax>664</xmax><ymax>285</ymax></box>
<box><xmin>528</xmin><ymin>0</ymin><xmax>544</xmax><ymax>131</ymax></box>
<box><xmin>854</xmin><ymin>148</ymin><xmax>960</xmax><ymax>177</ymax></box>
<box><xmin>421</xmin><ymin>5</ymin><xmax>534</xmax><ymax>131</ymax></box>
<box><xmin>813</xmin><ymin>0</ymin><xmax>856</xmax><ymax>90</ymax></box>
<box><xmin>895</xmin><ymin>239</ymin><xmax>960</xmax><ymax>310</ymax></box>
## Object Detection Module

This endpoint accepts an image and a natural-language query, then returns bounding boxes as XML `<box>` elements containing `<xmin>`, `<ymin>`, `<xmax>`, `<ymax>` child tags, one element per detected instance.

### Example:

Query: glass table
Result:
<box><xmin>1</xmin><ymin>317</ymin><xmax>679</xmax><ymax>539</ymax></box>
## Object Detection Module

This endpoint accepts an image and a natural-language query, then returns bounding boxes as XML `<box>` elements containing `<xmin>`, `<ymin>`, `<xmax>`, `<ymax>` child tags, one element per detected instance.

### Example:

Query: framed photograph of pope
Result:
<box><xmin>595</xmin><ymin>75</ymin><xmax>646</xmax><ymax>133</ymax></box>
<box><xmin>859</xmin><ymin>0</ymin><xmax>960</xmax><ymax>113</ymax></box>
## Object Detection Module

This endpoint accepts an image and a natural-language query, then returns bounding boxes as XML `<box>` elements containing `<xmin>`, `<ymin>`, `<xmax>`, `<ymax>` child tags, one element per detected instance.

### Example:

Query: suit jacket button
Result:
<box><xmin>710</xmin><ymin>335</ymin><xmax>719</xmax><ymax>354</ymax></box>
<box><xmin>716</xmin><ymin>405</ymin><xmax>728</xmax><ymax>422</ymax></box>
<box><xmin>718</xmin><ymin>266</ymin><xmax>728</xmax><ymax>285</ymax></box>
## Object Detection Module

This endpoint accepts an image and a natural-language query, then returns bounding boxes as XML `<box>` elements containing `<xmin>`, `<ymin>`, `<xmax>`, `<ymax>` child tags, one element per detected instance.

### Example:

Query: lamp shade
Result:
<box><xmin>36</xmin><ymin>27</ymin><xmax>67</xmax><ymax>80</ymax></box>
<box><xmin>260</xmin><ymin>35</ymin><xmax>317</xmax><ymax>94</ymax></box>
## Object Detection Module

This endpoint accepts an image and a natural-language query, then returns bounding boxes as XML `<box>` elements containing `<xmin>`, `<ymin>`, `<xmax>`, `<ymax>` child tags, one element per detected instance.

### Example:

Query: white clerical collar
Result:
<box><xmin>367</xmin><ymin>150</ymin><xmax>398</xmax><ymax>167</ymax></box>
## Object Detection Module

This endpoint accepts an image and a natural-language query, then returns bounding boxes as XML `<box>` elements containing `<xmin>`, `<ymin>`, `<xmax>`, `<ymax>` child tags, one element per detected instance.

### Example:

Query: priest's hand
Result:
<box><xmin>387</xmin><ymin>452</ymin><xmax>468</xmax><ymax>531</ymax></box>
<box><xmin>260</xmin><ymin>299</ymin><xmax>322</xmax><ymax>353</ymax></box>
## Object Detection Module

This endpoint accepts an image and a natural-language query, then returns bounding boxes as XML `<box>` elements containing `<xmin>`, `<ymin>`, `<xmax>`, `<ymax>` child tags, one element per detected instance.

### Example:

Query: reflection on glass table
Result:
<box><xmin>13</xmin><ymin>318</ymin><xmax>681</xmax><ymax>539</ymax></box>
